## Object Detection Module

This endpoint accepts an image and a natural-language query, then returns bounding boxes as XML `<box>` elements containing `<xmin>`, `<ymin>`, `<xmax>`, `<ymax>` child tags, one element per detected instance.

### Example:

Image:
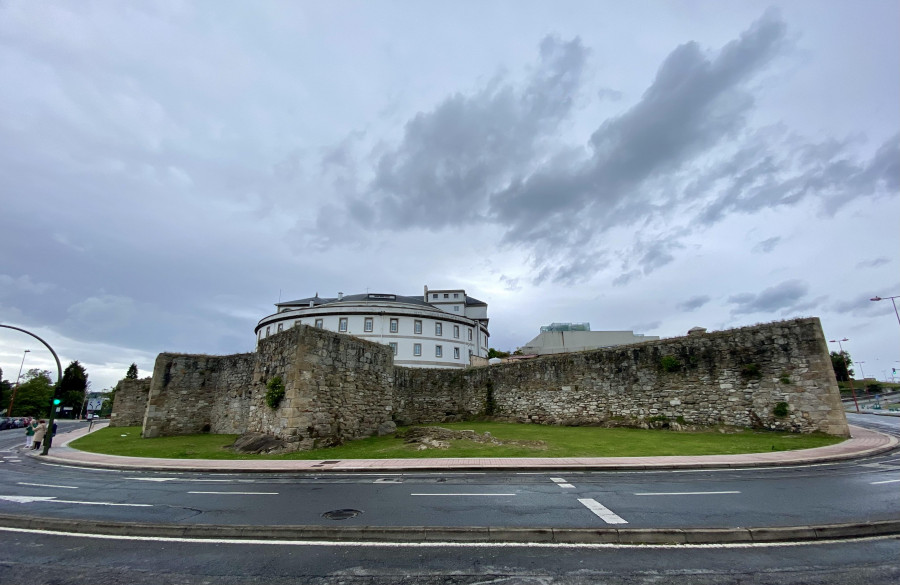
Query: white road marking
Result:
<box><xmin>0</xmin><ymin>495</ymin><xmax>150</xmax><ymax>507</ymax></box>
<box><xmin>550</xmin><ymin>477</ymin><xmax>575</xmax><ymax>489</ymax></box>
<box><xmin>127</xmin><ymin>478</ymin><xmax>255</xmax><ymax>483</ymax></box>
<box><xmin>870</xmin><ymin>478</ymin><xmax>900</xmax><ymax>485</ymax></box>
<box><xmin>410</xmin><ymin>493</ymin><xmax>516</xmax><ymax>497</ymax></box>
<box><xmin>374</xmin><ymin>478</ymin><xmax>401</xmax><ymax>483</ymax></box>
<box><xmin>578</xmin><ymin>498</ymin><xmax>627</xmax><ymax>524</ymax></box>
<box><xmin>38</xmin><ymin>462</ymin><xmax>122</xmax><ymax>472</ymax></box>
<box><xmin>1</xmin><ymin>525</ymin><xmax>896</xmax><ymax>548</ymax></box>
<box><xmin>18</xmin><ymin>482</ymin><xmax>78</xmax><ymax>489</ymax></box>
<box><xmin>634</xmin><ymin>491</ymin><xmax>741</xmax><ymax>496</ymax></box>
<box><xmin>187</xmin><ymin>491</ymin><xmax>277</xmax><ymax>495</ymax></box>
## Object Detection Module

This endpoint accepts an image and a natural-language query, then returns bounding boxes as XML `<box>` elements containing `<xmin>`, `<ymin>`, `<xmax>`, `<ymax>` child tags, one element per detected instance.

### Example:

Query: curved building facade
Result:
<box><xmin>255</xmin><ymin>286</ymin><xmax>489</xmax><ymax>369</ymax></box>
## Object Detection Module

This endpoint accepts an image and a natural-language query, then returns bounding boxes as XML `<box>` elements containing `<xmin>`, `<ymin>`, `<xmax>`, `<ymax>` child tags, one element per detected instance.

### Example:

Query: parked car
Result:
<box><xmin>0</xmin><ymin>417</ymin><xmax>12</xmax><ymax>430</ymax></box>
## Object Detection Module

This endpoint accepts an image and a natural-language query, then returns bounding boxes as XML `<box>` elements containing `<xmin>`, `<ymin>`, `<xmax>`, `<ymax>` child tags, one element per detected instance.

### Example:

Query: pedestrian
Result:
<box><xmin>24</xmin><ymin>418</ymin><xmax>38</xmax><ymax>448</ymax></box>
<box><xmin>32</xmin><ymin>420</ymin><xmax>47</xmax><ymax>450</ymax></box>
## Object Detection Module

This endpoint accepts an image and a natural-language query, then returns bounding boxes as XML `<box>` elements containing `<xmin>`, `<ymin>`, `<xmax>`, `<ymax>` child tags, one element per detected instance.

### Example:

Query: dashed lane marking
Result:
<box><xmin>577</xmin><ymin>498</ymin><xmax>627</xmax><ymax>524</ymax></box>
<box><xmin>550</xmin><ymin>477</ymin><xmax>575</xmax><ymax>489</ymax></box>
<box><xmin>18</xmin><ymin>482</ymin><xmax>78</xmax><ymax>489</ymax></box>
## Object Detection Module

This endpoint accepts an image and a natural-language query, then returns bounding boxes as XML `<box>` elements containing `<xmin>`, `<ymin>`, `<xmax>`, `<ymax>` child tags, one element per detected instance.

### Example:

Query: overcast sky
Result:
<box><xmin>1</xmin><ymin>0</ymin><xmax>898</xmax><ymax>393</ymax></box>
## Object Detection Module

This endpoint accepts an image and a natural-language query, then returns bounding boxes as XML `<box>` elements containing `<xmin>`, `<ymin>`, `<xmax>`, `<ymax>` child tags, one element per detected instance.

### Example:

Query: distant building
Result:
<box><xmin>255</xmin><ymin>286</ymin><xmax>489</xmax><ymax>369</ymax></box>
<box><xmin>519</xmin><ymin>323</ymin><xmax>659</xmax><ymax>355</ymax></box>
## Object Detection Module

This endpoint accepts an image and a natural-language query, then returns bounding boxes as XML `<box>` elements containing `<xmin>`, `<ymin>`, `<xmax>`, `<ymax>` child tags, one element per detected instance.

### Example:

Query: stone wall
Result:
<box><xmin>140</xmin><ymin>326</ymin><xmax>396</xmax><ymax>448</ymax></box>
<box><xmin>108</xmin><ymin>378</ymin><xmax>151</xmax><ymax>427</ymax></box>
<box><xmin>393</xmin><ymin>318</ymin><xmax>848</xmax><ymax>436</ymax></box>
<box><xmin>130</xmin><ymin>317</ymin><xmax>849</xmax><ymax>447</ymax></box>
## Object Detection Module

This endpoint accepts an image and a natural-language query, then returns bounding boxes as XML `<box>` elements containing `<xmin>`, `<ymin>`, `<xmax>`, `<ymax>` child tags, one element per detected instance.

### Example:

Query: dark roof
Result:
<box><xmin>277</xmin><ymin>293</ymin><xmax>434</xmax><ymax>310</ymax></box>
<box><xmin>465</xmin><ymin>295</ymin><xmax>487</xmax><ymax>306</ymax></box>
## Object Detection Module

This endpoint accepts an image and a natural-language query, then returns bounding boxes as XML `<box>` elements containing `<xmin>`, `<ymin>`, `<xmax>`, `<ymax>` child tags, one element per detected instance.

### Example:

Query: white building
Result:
<box><xmin>518</xmin><ymin>322</ymin><xmax>659</xmax><ymax>355</ymax></box>
<box><xmin>255</xmin><ymin>286</ymin><xmax>489</xmax><ymax>369</ymax></box>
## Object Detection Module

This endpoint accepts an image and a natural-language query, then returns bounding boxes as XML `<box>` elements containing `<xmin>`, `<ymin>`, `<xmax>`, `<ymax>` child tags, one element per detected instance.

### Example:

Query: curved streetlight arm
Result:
<box><xmin>0</xmin><ymin>324</ymin><xmax>64</xmax><ymax>455</ymax></box>
<box><xmin>870</xmin><ymin>295</ymin><xmax>900</xmax><ymax>327</ymax></box>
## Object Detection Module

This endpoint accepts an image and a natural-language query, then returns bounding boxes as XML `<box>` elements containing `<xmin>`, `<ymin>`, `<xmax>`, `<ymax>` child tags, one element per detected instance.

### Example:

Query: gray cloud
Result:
<box><xmin>727</xmin><ymin>279</ymin><xmax>809</xmax><ymax>315</ymax></box>
<box><xmin>855</xmin><ymin>257</ymin><xmax>890</xmax><ymax>269</ymax></box>
<box><xmin>678</xmin><ymin>295</ymin><xmax>711</xmax><ymax>312</ymax></box>
<box><xmin>310</xmin><ymin>11</ymin><xmax>895</xmax><ymax>288</ymax></box>
<box><xmin>335</xmin><ymin>35</ymin><xmax>588</xmax><ymax>232</ymax></box>
<box><xmin>753</xmin><ymin>237</ymin><xmax>781</xmax><ymax>253</ymax></box>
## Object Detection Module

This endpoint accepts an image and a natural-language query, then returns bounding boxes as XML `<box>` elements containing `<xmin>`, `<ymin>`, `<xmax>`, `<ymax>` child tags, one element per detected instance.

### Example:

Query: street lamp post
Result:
<box><xmin>870</xmin><ymin>295</ymin><xmax>900</xmax><ymax>328</ymax></box>
<box><xmin>0</xmin><ymin>325</ymin><xmax>63</xmax><ymax>455</ymax></box>
<box><xmin>829</xmin><ymin>338</ymin><xmax>859</xmax><ymax>413</ymax></box>
<box><xmin>6</xmin><ymin>349</ymin><xmax>30</xmax><ymax>415</ymax></box>
<box><xmin>857</xmin><ymin>361</ymin><xmax>870</xmax><ymax>401</ymax></box>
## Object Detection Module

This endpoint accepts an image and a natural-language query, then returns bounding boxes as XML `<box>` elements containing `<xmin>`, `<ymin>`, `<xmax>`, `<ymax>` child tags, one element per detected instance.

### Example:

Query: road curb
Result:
<box><xmin>32</xmin><ymin>424</ymin><xmax>898</xmax><ymax>473</ymax></box>
<box><xmin>1</xmin><ymin>514</ymin><xmax>898</xmax><ymax>544</ymax></box>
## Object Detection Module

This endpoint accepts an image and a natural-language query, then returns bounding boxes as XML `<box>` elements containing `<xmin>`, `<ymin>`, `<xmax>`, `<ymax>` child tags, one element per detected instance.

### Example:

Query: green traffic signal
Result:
<box><xmin>53</xmin><ymin>399</ymin><xmax>61</xmax><ymax>405</ymax></box>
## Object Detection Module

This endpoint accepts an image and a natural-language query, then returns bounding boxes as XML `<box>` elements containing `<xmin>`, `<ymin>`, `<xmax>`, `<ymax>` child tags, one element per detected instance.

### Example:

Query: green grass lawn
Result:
<box><xmin>70</xmin><ymin>422</ymin><xmax>845</xmax><ymax>460</ymax></box>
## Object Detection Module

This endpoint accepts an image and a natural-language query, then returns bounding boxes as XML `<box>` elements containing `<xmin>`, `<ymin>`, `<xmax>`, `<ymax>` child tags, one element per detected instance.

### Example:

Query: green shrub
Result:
<box><xmin>773</xmin><ymin>401</ymin><xmax>789</xmax><ymax>417</ymax></box>
<box><xmin>779</xmin><ymin>371</ymin><xmax>792</xmax><ymax>385</ymax></box>
<box><xmin>741</xmin><ymin>363</ymin><xmax>761</xmax><ymax>378</ymax></box>
<box><xmin>265</xmin><ymin>376</ymin><xmax>286</xmax><ymax>409</ymax></box>
<box><xmin>660</xmin><ymin>355</ymin><xmax>681</xmax><ymax>372</ymax></box>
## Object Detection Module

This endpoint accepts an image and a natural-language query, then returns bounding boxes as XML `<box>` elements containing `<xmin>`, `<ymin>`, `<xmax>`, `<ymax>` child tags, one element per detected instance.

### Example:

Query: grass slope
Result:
<box><xmin>71</xmin><ymin>422</ymin><xmax>844</xmax><ymax>460</ymax></box>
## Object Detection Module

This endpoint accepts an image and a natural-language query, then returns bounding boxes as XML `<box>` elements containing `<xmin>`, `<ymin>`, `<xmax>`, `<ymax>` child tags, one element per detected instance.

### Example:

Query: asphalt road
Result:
<box><xmin>0</xmin><ymin>416</ymin><xmax>898</xmax><ymax>584</ymax></box>
<box><xmin>1</xmin><ymin>418</ymin><xmax>899</xmax><ymax>531</ymax></box>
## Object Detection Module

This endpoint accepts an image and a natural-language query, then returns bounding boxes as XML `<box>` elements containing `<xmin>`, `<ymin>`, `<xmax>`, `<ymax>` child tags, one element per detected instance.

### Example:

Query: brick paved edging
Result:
<box><xmin>1</xmin><ymin>514</ymin><xmax>898</xmax><ymax>544</ymax></box>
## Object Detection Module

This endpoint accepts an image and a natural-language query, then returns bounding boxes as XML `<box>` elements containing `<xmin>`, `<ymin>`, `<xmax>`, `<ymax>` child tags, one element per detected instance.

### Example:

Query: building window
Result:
<box><xmin>413</xmin><ymin>343</ymin><xmax>422</xmax><ymax>356</ymax></box>
<box><xmin>390</xmin><ymin>318</ymin><xmax>398</xmax><ymax>333</ymax></box>
<box><xmin>453</xmin><ymin>325</ymin><xmax>459</xmax><ymax>339</ymax></box>
<box><xmin>277</xmin><ymin>323</ymin><xmax>283</xmax><ymax>333</ymax></box>
<box><xmin>435</xmin><ymin>322</ymin><xmax>442</xmax><ymax>336</ymax></box>
<box><xmin>454</xmin><ymin>293</ymin><xmax>459</xmax><ymax>298</ymax></box>
<box><xmin>453</xmin><ymin>305</ymin><xmax>459</xmax><ymax>312</ymax></box>
<box><xmin>414</xmin><ymin>320</ymin><xmax>422</xmax><ymax>334</ymax></box>
<box><xmin>435</xmin><ymin>345</ymin><xmax>443</xmax><ymax>358</ymax></box>
<box><xmin>432</xmin><ymin>293</ymin><xmax>438</xmax><ymax>299</ymax></box>
<box><xmin>468</xmin><ymin>329</ymin><xmax>473</xmax><ymax>341</ymax></box>
<box><xmin>389</xmin><ymin>342</ymin><xmax>398</xmax><ymax>356</ymax></box>
<box><xmin>444</xmin><ymin>293</ymin><xmax>449</xmax><ymax>298</ymax></box>
<box><xmin>315</xmin><ymin>318</ymin><xmax>323</xmax><ymax>328</ymax></box>
<box><xmin>364</xmin><ymin>317</ymin><xmax>374</xmax><ymax>332</ymax></box>
<box><xmin>454</xmin><ymin>347</ymin><xmax>460</xmax><ymax>359</ymax></box>
<box><xmin>339</xmin><ymin>318</ymin><xmax>348</xmax><ymax>332</ymax></box>
<box><xmin>265</xmin><ymin>326</ymin><xmax>270</xmax><ymax>337</ymax></box>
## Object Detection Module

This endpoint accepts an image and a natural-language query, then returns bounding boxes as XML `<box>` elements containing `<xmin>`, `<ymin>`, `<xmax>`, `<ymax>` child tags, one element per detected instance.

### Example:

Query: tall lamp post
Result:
<box><xmin>0</xmin><ymin>325</ymin><xmax>63</xmax><ymax>455</ymax></box>
<box><xmin>829</xmin><ymin>338</ymin><xmax>859</xmax><ymax>413</ymax></box>
<box><xmin>6</xmin><ymin>349</ymin><xmax>30</xmax><ymax>415</ymax></box>
<box><xmin>870</xmin><ymin>295</ymin><xmax>900</xmax><ymax>328</ymax></box>
<box><xmin>856</xmin><ymin>360</ymin><xmax>870</xmax><ymax>401</ymax></box>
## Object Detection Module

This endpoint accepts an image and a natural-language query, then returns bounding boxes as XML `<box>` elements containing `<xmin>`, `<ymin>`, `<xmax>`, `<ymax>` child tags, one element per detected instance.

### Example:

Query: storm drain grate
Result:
<box><xmin>322</xmin><ymin>509</ymin><xmax>362</xmax><ymax>520</ymax></box>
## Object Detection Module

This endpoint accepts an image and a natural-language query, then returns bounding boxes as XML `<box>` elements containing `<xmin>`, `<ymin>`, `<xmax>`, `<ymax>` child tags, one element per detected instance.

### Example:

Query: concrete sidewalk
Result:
<box><xmin>35</xmin><ymin>423</ymin><xmax>898</xmax><ymax>473</ymax></box>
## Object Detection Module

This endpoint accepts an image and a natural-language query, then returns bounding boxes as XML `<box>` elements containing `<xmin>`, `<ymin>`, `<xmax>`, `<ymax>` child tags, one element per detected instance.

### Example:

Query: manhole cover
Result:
<box><xmin>322</xmin><ymin>509</ymin><xmax>362</xmax><ymax>520</ymax></box>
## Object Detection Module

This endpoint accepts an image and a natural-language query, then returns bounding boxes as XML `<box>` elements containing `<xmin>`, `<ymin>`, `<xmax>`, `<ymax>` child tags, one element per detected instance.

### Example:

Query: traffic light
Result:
<box><xmin>53</xmin><ymin>399</ymin><xmax>61</xmax><ymax>405</ymax></box>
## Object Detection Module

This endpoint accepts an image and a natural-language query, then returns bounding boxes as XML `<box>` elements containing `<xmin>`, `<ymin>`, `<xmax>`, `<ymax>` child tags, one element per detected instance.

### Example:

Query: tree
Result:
<box><xmin>0</xmin><ymin>367</ymin><xmax>11</xmax><ymax>415</ymax></box>
<box><xmin>488</xmin><ymin>348</ymin><xmax>511</xmax><ymax>359</ymax></box>
<box><xmin>10</xmin><ymin>369</ymin><xmax>54</xmax><ymax>417</ymax></box>
<box><xmin>830</xmin><ymin>351</ymin><xmax>854</xmax><ymax>382</ymax></box>
<box><xmin>126</xmin><ymin>363</ymin><xmax>138</xmax><ymax>379</ymax></box>
<box><xmin>58</xmin><ymin>361</ymin><xmax>89</xmax><ymax>418</ymax></box>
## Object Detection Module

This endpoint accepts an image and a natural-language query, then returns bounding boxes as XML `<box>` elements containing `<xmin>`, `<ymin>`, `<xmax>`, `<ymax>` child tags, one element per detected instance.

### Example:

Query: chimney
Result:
<box><xmin>338</xmin><ymin>292</ymin><xmax>343</xmax><ymax>301</ymax></box>
<box><xmin>424</xmin><ymin>285</ymin><xmax>428</xmax><ymax>302</ymax></box>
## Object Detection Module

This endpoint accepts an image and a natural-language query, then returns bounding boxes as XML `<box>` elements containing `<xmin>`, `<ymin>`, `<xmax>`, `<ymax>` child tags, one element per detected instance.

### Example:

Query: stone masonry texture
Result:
<box><xmin>108</xmin><ymin>378</ymin><xmax>151</xmax><ymax>427</ymax></box>
<box><xmin>111</xmin><ymin>317</ymin><xmax>849</xmax><ymax>450</ymax></box>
